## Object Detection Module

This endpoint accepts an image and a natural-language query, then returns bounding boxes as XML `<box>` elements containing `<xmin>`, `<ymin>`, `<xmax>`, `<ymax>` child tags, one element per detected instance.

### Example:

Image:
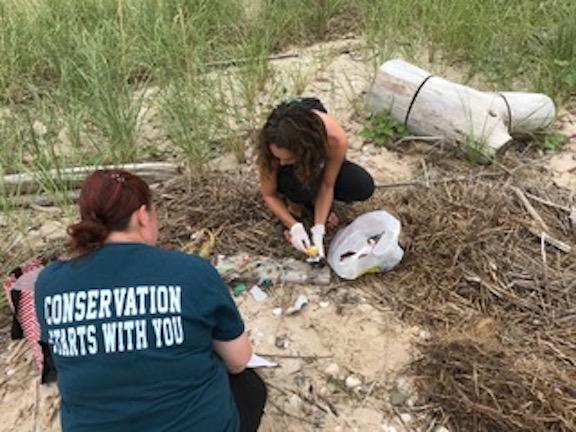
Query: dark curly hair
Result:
<box><xmin>258</xmin><ymin>102</ymin><xmax>328</xmax><ymax>181</ymax></box>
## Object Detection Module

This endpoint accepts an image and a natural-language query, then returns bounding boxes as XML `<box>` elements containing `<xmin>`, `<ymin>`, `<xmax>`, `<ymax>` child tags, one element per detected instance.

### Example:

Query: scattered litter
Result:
<box><xmin>319</xmin><ymin>301</ymin><xmax>330</xmax><ymax>308</ymax></box>
<box><xmin>249</xmin><ymin>285</ymin><xmax>268</xmax><ymax>302</ymax></box>
<box><xmin>399</xmin><ymin>413</ymin><xmax>413</xmax><ymax>424</ymax></box>
<box><xmin>324</xmin><ymin>363</ymin><xmax>340</xmax><ymax>378</ymax></box>
<box><xmin>418</xmin><ymin>330</ymin><xmax>431</xmax><ymax>340</ymax></box>
<box><xmin>272</xmin><ymin>307</ymin><xmax>283</xmax><ymax>316</ymax></box>
<box><xmin>233</xmin><ymin>282</ymin><xmax>247</xmax><ymax>297</ymax></box>
<box><xmin>390</xmin><ymin>387</ymin><xmax>410</xmax><ymax>406</ymax></box>
<box><xmin>247</xmin><ymin>354</ymin><xmax>278</xmax><ymax>369</ymax></box>
<box><xmin>216</xmin><ymin>254</ymin><xmax>331</xmax><ymax>286</ymax></box>
<box><xmin>345</xmin><ymin>375</ymin><xmax>362</xmax><ymax>389</ymax></box>
<box><xmin>434</xmin><ymin>427</ymin><xmax>451</xmax><ymax>432</ymax></box>
<box><xmin>258</xmin><ymin>277</ymin><xmax>273</xmax><ymax>288</ymax></box>
<box><xmin>306</xmin><ymin>245</ymin><xmax>319</xmax><ymax>258</ymax></box>
<box><xmin>287</xmin><ymin>393</ymin><xmax>302</xmax><ymax>411</ymax></box>
<box><xmin>306</xmin><ymin>246</ymin><xmax>323</xmax><ymax>265</ymax></box>
<box><xmin>285</xmin><ymin>294</ymin><xmax>309</xmax><ymax>315</ymax></box>
<box><xmin>274</xmin><ymin>335</ymin><xmax>289</xmax><ymax>349</ymax></box>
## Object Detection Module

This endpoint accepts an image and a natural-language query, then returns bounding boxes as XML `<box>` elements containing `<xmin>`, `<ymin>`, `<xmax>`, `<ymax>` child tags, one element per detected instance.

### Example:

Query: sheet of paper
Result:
<box><xmin>247</xmin><ymin>354</ymin><xmax>278</xmax><ymax>368</ymax></box>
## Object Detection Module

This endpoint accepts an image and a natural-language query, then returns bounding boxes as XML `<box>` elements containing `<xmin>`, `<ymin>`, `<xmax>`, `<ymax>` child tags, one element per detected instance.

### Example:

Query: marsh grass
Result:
<box><xmin>0</xmin><ymin>0</ymin><xmax>574</xmax><ymax>177</ymax></box>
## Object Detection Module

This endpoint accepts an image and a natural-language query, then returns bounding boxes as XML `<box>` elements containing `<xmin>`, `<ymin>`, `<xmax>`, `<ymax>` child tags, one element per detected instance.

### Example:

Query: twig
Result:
<box><xmin>8</xmin><ymin>190</ymin><xmax>80</xmax><ymax>208</ymax></box>
<box><xmin>421</xmin><ymin>158</ymin><xmax>430</xmax><ymax>188</ymax></box>
<box><xmin>393</xmin><ymin>407</ymin><xmax>412</xmax><ymax>432</ymax></box>
<box><xmin>267</xmin><ymin>382</ymin><xmax>335</xmax><ymax>419</ymax></box>
<box><xmin>424</xmin><ymin>417</ymin><xmax>438</xmax><ymax>432</ymax></box>
<box><xmin>524</xmin><ymin>192</ymin><xmax>571</xmax><ymax>213</ymax></box>
<box><xmin>256</xmin><ymin>353</ymin><xmax>333</xmax><ymax>360</ymax></box>
<box><xmin>375</xmin><ymin>172</ymin><xmax>505</xmax><ymax>188</ymax></box>
<box><xmin>526</xmin><ymin>226</ymin><xmax>572</xmax><ymax>254</ymax></box>
<box><xmin>539</xmin><ymin>339</ymin><xmax>576</xmax><ymax>368</ymax></box>
<box><xmin>268</xmin><ymin>400</ymin><xmax>319</xmax><ymax>426</ymax></box>
<box><xmin>204</xmin><ymin>52</ymin><xmax>299</xmax><ymax>69</ymax></box>
<box><xmin>511</xmin><ymin>186</ymin><xmax>549</xmax><ymax>231</ymax></box>
<box><xmin>393</xmin><ymin>135</ymin><xmax>445</xmax><ymax>145</ymax></box>
<box><xmin>541</xmin><ymin>234</ymin><xmax>548</xmax><ymax>287</ymax></box>
<box><xmin>3</xmin><ymin>162</ymin><xmax>180</xmax><ymax>195</ymax></box>
<box><xmin>33</xmin><ymin>378</ymin><xmax>40</xmax><ymax>432</ymax></box>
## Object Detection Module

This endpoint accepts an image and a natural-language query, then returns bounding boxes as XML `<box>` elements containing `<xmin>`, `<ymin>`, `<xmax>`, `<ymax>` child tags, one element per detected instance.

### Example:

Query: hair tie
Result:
<box><xmin>110</xmin><ymin>173</ymin><xmax>125</xmax><ymax>184</ymax></box>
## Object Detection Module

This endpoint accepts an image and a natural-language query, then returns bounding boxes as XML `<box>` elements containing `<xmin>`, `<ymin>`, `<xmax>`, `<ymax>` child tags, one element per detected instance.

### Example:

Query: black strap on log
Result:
<box><xmin>404</xmin><ymin>74</ymin><xmax>435</xmax><ymax>126</ymax></box>
<box><xmin>497</xmin><ymin>93</ymin><xmax>513</xmax><ymax>131</ymax></box>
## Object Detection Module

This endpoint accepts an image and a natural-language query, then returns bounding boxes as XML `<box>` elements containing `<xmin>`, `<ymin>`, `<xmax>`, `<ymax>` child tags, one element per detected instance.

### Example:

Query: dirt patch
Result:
<box><xmin>240</xmin><ymin>285</ymin><xmax>419</xmax><ymax>431</ymax></box>
<box><xmin>548</xmin><ymin>101</ymin><xmax>576</xmax><ymax>190</ymax></box>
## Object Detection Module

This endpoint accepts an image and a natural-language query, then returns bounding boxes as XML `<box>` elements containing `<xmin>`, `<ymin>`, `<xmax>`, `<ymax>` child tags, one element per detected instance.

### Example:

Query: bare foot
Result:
<box><xmin>327</xmin><ymin>211</ymin><xmax>340</xmax><ymax>229</ymax></box>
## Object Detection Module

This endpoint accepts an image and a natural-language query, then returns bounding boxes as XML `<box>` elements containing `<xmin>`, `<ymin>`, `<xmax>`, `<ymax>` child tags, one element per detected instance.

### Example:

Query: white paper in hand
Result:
<box><xmin>247</xmin><ymin>354</ymin><xmax>278</xmax><ymax>368</ymax></box>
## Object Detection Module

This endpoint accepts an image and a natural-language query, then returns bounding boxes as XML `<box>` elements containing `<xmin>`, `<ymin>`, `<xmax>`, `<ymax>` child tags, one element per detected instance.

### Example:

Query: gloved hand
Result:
<box><xmin>289</xmin><ymin>222</ymin><xmax>311</xmax><ymax>254</ymax></box>
<box><xmin>310</xmin><ymin>224</ymin><xmax>326</xmax><ymax>258</ymax></box>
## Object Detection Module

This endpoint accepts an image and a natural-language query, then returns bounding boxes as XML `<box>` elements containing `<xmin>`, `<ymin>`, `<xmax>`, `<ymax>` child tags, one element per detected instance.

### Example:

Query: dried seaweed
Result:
<box><xmin>2</xmin><ymin>165</ymin><xmax>575</xmax><ymax>431</ymax></box>
<box><xmin>358</xmin><ymin>180</ymin><xmax>576</xmax><ymax>432</ymax></box>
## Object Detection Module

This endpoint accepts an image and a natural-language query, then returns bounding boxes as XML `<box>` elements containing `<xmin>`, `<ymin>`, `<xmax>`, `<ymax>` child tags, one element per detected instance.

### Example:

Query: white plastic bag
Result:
<box><xmin>327</xmin><ymin>210</ymin><xmax>403</xmax><ymax>280</ymax></box>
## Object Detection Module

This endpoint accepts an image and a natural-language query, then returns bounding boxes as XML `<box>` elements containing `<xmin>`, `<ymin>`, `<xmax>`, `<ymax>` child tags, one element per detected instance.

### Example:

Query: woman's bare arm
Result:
<box><xmin>258</xmin><ymin>162</ymin><xmax>299</xmax><ymax>229</ymax></box>
<box><xmin>313</xmin><ymin>111</ymin><xmax>348</xmax><ymax>226</ymax></box>
<box><xmin>213</xmin><ymin>332</ymin><xmax>253</xmax><ymax>374</ymax></box>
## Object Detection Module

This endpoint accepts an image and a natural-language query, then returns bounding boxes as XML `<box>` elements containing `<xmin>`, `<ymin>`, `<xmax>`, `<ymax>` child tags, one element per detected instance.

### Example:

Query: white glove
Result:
<box><xmin>311</xmin><ymin>224</ymin><xmax>326</xmax><ymax>258</ymax></box>
<box><xmin>289</xmin><ymin>222</ymin><xmax>311</xmax><ymax>254</ymax></box>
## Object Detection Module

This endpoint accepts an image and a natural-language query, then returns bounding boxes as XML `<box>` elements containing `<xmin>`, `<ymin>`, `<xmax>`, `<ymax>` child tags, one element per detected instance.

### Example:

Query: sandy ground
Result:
<box><xmin>0</xmin><ymin>282</ymin><xmax>424</xmax><ymax>432</ymax></box>
<box><xmin>240</xmin><ymin>284</ymin><xmax>421</xmax><ymax>432</ymax></box>
<box><xmin>1</xmin><ymin>38</ymin><xmax>575</xmax><ymax>432</ymax></box>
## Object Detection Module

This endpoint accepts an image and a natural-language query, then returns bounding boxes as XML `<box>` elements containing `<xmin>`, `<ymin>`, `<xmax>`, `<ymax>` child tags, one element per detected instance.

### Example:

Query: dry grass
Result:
<box><xmin>2</xmin><ymin>160</ymin><xmax>575</xmax><ymax>431</ymax></box>
<box><xmin>155</xmin><ymin>173</ymin><xmax>292</xmax><ymax>257</ymax></box>
<box><xmin>153</xmin><ymin>164</ymin><xmax>576</xmax><ymax>431</ymax></box>
<box><xmin>358</xmin><ymin>175</ymin><xmax>576</xmax><ymax>431</ymax></box>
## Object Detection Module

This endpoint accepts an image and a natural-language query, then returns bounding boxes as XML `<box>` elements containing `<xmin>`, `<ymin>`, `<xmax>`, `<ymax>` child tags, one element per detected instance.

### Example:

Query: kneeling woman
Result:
<box><xmin>258</xmin><ymin>97</ymin><xmax>375</xmax><ymax>257</ymax></box>
<box><xmin>35</xmin><ymin>170</ymin><xmax>267</xmax><ymax>432</ymax></box>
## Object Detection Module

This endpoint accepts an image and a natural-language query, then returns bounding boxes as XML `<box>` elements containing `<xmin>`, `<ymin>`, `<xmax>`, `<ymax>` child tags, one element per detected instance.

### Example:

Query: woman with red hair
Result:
<box><xmin>35</xmin><ymin>169</ymin><xmax>266</xmax><ymax>432</ymax></box>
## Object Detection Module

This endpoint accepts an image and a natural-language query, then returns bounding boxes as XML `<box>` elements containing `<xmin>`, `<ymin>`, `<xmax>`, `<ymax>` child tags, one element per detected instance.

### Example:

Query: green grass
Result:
<box><xmin>361</xmin><ymin>113</ymin><xmax>408</xmax><ymax>148</ymax></box>
<box><xmin>0</xmin><ymin>0</ymin><xmax>574</xmax><ymax>176</ymax></box>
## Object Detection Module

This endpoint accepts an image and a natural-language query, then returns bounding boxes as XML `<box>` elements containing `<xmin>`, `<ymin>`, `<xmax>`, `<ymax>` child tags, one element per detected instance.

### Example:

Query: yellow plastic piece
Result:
<box><xmin>307</xmin><ymin>246</ymin><xmax>319</xmax><ymax>257</ymax></box>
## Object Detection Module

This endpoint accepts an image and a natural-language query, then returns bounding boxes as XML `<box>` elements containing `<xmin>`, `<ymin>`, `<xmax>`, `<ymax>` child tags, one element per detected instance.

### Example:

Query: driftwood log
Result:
<box><xmin>2</xmin><ymin>162</ymin><xmax>180</xmax><ymax>196</ymax></box>
<box><xmin>366</xmin><ymin>59</ymin><xmax>556</xmax><ymax>157</ymax></box>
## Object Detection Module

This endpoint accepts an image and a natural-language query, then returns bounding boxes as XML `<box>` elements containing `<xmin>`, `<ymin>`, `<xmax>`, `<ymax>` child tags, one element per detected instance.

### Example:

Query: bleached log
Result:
<box><xmin>366</xmin><ymin>59</ymin><xmax>556</xmax><ymax>157</ymax></box>
<box><xmin>2</xmin><ymin>162</ymin><xmax>180</xmax><ymax>195</ymax></box>
<box><xmin>366</xmin><ymin>59</ymin><xmax>513</xmax><ymax>156</ymax></box>
<box><xmin>492</xmin><ymin>92</ymin><xmax>556</xmax><ymax>134</ymax></box>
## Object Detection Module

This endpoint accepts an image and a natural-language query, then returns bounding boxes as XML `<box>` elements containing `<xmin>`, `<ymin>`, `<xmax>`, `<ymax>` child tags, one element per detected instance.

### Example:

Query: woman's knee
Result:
<box><xmin>335</xmin><ymin>163</ymin><xmax>375</xmax><ymax>202</ymax></box>
<box><xmin>356</xmin><ymin>170</ymin><xmax>375</xmax><ymax>201</ymax></box>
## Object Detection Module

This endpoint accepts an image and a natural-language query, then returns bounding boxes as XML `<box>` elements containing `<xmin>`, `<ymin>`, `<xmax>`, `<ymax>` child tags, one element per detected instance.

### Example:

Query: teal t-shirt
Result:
<box><xmin>35</xmin><ymin>243</ymin><xmax>244</xmax><ymax>432</ymax></box>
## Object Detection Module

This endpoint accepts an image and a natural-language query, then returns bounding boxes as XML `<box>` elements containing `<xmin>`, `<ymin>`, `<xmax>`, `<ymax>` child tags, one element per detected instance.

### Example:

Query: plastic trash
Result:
<box><xmin>327</xmin><ymin>210</ymin><xmax>403</xmax><ymax>280</ymax></box>
<box><xmin>216</xmin><ymin>254</ymin><xmax>331</xmax><ymax>286</ymax></box>
<box><xmin>285</xmin><ymin>294</ymin><xmax>309</xmax><ymax>315</ymax></box>
<box><xmin>249</xmin><ymin>286</ymin><xmax>268</xmax><ymax>302</ymax></box>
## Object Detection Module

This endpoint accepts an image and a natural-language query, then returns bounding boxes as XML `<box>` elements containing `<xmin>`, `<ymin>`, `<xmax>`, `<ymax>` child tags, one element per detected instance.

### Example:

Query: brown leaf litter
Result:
<box><xmin>1</xmin><ymin>162</ymin><xmax>575</xmax><ymax>431</ymax></box>
<box><xmin>156</xmin><ymin>168</ymin><xmax>576</xmax><ymax>431</ymax></box>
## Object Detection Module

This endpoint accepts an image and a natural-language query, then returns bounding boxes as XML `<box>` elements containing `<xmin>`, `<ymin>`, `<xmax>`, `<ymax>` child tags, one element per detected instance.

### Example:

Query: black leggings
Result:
<box><xmin>277</xmin><ymin>160</ymin><xmax>375</xmax><ymax>207</ymax></box>
<box><xmin>229</xmin><ymin>370</ymin><xmax>267</xmax><ymax>432</ymax></box>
